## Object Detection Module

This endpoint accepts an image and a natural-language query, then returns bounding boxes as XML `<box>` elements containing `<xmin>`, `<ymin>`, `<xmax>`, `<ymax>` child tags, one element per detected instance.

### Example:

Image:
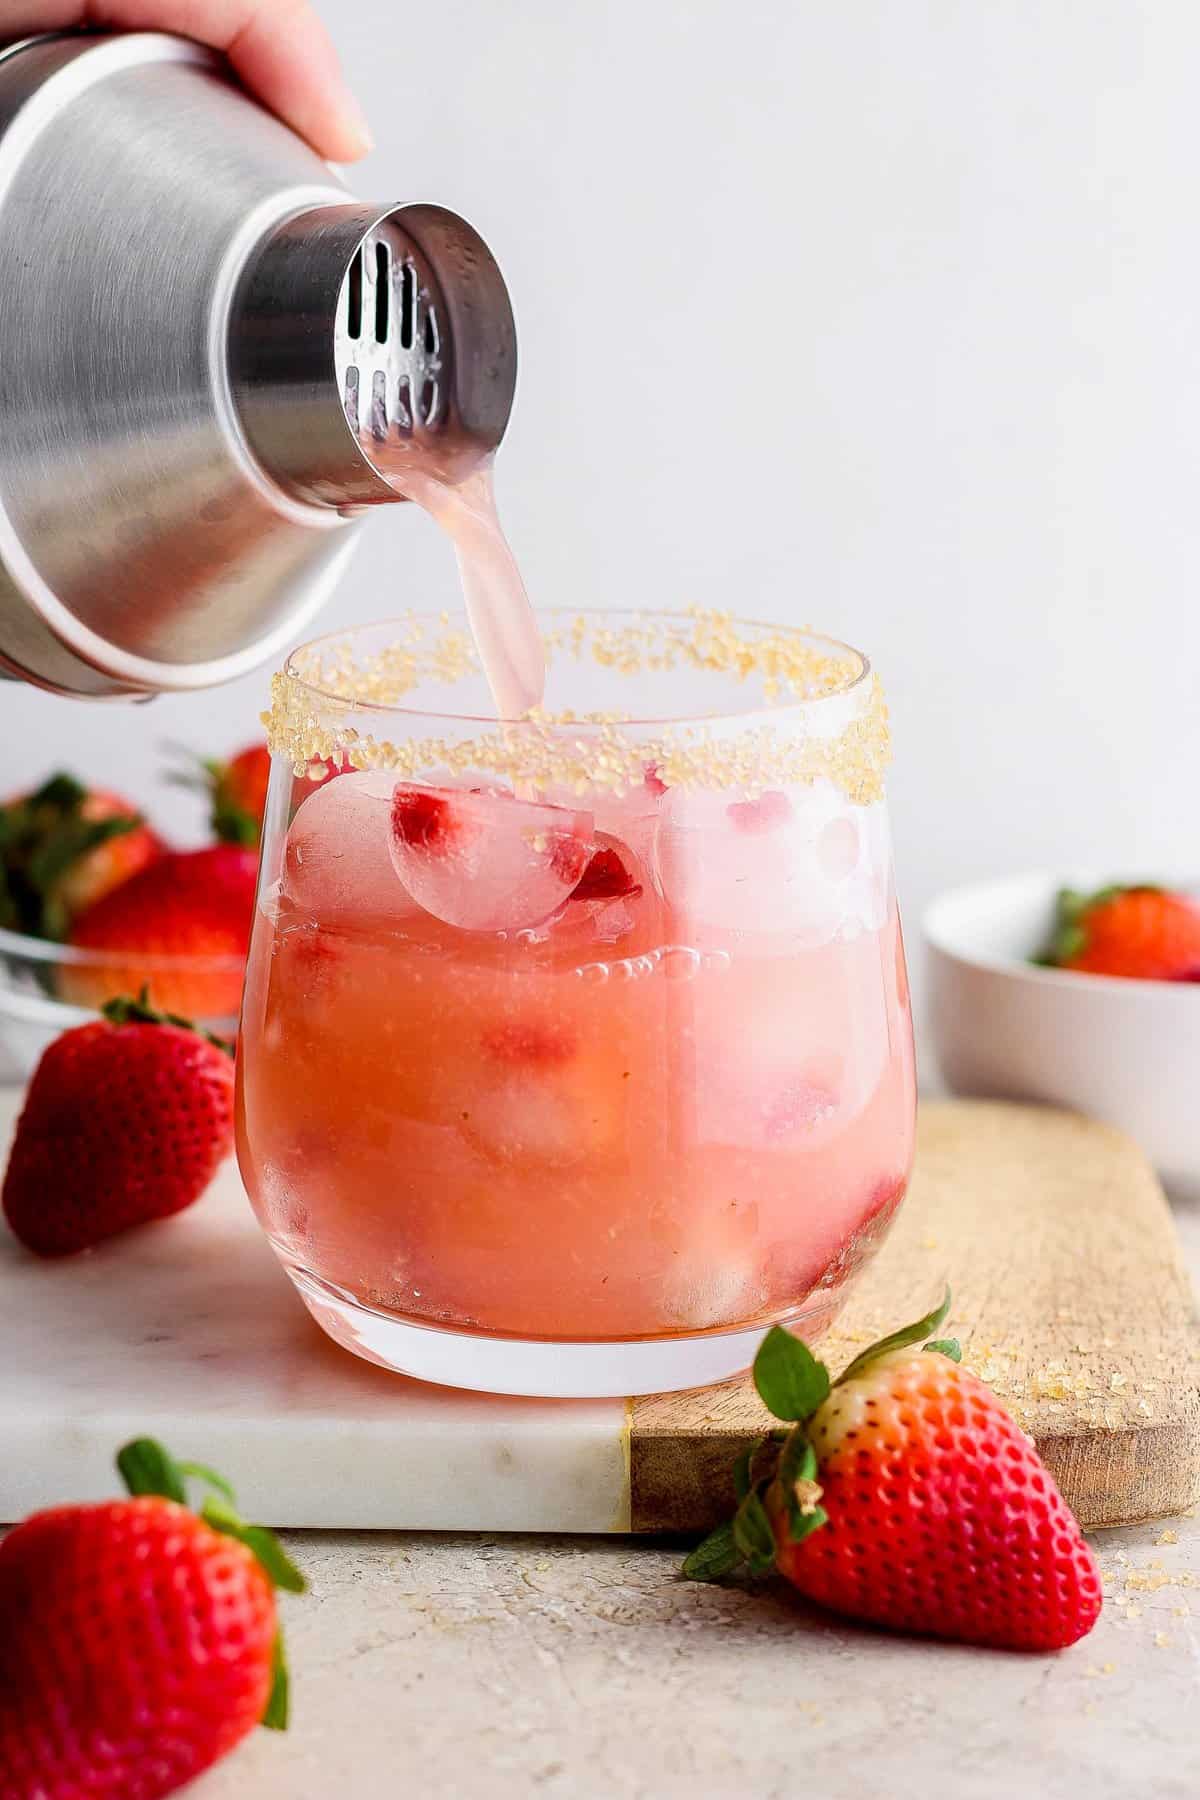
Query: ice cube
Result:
<box><xmin>660</xmin><ymin>1247</ymin><xmax>767</xmax><ymax>1330</ymax></box>
<box><xmin>388</xmin><ymin>784</ymin><xmax>593</xmax><ymax>932</ymax></box>
<box><xmin>658</xmin><ymin>780</ymin><xmax>886</xmax><ymax>948</ymax></box>
<box><xmin>283</xmin><ymin>770</ymin><xmax>413</xmax><ymax>925</ymax></box>
<box><xmin>693</xmin><ymin>1052</ymin><xmax>844</xmax><ymax>1153</ymax></box>
<box><xmin>459</xmin><ymin>1069</ymin><xmax>586</xmax><ymax>1166</ymax></box>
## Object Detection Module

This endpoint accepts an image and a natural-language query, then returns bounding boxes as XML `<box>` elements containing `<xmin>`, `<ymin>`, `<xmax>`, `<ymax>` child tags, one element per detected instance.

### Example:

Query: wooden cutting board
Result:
<box><xmin>632</xmin><ymin>1100</ymin><xmax>1200</xmax><ymax>1532</ymax></box>
<box><xmin>1</xmin><ymin>1094</ymin><xmax>1196</xmax><ymax>1533</ymax></box>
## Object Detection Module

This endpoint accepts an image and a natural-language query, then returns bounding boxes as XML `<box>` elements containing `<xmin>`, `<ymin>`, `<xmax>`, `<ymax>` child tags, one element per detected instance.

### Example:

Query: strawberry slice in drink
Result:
<box><xmin>389</xmin><ymin>784</ymin><xmax>593</xmax><ymax>932</ymax></box>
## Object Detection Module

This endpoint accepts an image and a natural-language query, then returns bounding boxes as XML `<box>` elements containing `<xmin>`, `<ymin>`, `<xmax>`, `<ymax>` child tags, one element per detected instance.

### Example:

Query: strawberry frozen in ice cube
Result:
<box><xmin>514</xmin><ymin>830</ymin><xmax>666</xmax><ymax>968</ymax></box>
<box><xmin>389</xmin><ymin>784</ymin><xmax>593</xmax><ymax>932</ymax></box>
<box><xmin>454</xmin><ymin>1008</ymin><xmax>627</xmax><ymax>1168</ymax></box>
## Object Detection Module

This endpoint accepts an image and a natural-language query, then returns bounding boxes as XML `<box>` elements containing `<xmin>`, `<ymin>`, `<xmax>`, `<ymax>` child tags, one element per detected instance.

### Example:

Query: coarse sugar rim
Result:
<box><xmin>265</xmin><ymin>609</ymin><xmax>891</xmax><ymax>804</ymax></box>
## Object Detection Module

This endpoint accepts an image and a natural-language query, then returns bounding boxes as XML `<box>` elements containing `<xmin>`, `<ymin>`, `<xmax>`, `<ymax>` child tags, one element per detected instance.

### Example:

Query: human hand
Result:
<box><xmin>0</xmin><ymin>0</ymin><xmax>372</xmax><ymax>161</ymax></box>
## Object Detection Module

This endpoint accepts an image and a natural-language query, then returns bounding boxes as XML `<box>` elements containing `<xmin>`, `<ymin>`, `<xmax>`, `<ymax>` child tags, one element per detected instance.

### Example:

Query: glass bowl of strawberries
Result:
<box><xmin>0</xmin><ymin>763</ymin><xmax>264</xmax><ymax>1080</ymax></box>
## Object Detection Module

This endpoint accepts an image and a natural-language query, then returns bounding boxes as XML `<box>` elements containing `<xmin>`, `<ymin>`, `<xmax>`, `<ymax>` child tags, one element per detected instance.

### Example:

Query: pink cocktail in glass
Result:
<box><xmin>237</xmin><ymin>612</ymin><xmax>915</xmax><ymax>1396</ymax></box>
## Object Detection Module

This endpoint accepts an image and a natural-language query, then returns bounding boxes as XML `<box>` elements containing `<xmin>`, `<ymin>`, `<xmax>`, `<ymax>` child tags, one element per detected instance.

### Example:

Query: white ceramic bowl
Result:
<box><xmin>924</xmin><ymin>873</ymin><xmax>1200</xmax><ymax>1199</ymax></box>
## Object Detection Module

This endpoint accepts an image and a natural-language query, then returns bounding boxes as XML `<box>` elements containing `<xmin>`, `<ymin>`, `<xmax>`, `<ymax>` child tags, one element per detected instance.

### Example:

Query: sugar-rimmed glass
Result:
<box><xmin>236</xmin><ymin>610</ymin><xmax>915</xmax><ymax>1397</ymax></box>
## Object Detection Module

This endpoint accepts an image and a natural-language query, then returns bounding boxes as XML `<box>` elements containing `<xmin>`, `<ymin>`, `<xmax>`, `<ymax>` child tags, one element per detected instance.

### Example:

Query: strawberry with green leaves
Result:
<box><xmin>167</xmin><ymin>740</ymin><xmax>271</xmax><ymax>848</ymax></box>
<box><xmin>0</xmin><ymin>773</ymin><xmax>164</xmax><ymax>940</ymax></box>
<box><xmin>171</xmin><ymin>741</ymin><xmax>342</xmax><ymax>848</ymax></box>
<box><xmin>1039</xmin><ymin>883</ymin><xmax>1200</xmax><ymax>981</ymax></box>
<box><xmin>3</xmin><ymin>992</ymin><xmax>235</xmax><ymax>1257</ymax></box>
<box><xmin>684</xmin><ymin>1295</ymin><xmax>1102</xmax><ymax>1652</ymax></box>
<box><xmin>0</xmin><ymin>1438</ymin><xmax>304</xmax><ymax>1800</ymax></box>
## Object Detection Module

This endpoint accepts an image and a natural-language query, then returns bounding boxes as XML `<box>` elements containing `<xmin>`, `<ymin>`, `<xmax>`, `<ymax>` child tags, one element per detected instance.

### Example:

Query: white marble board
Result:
<box><xmin>0</xmin><ymin>1089</ymin><xmax>630</xmax><ymax>1532</ymax></box>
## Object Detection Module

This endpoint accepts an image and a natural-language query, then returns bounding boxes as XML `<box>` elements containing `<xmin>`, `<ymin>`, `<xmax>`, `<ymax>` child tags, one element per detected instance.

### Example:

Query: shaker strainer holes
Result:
<box><xmin>374</xmin><ymin>242</ymin><xmax>389</xmax><ymax>343</ymax></box>
<box><xmin>420</xmin><ymin>378</ymin><xmax>440</xmax><ymax>428</ymax></box>
<box><xmin>400</xmin><ymin>261</ymin><xmax>415</xmax><ymax>350</ymax></box>
<box><xmin>343</xmin><ymin>366</ymin><xmax>360</xmax><ymax>430</ymax></box>
<box><xmin>346</xmin><ymin>249</ymin><xmax>363</xmax><ymax>341</ymax></box>
<box><xmin>396</xmin><ymin>375</ymin><xmax>413</xmax><ymax>433</ymax></box>
<box><xmin>371</xmin><ymin>370</ymin><xmax>388</xmax><ymax>440</ymax></box>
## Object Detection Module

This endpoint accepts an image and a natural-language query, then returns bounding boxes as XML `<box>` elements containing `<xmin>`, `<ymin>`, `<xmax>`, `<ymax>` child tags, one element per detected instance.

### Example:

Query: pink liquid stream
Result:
<box><xmin>386</xmin><ymin>461</ymin><xmax>546</xmax><ymax>721</ymax></box>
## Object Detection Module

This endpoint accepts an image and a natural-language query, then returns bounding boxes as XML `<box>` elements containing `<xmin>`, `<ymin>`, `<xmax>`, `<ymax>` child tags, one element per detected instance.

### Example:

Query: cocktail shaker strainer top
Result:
<box><xmin>0</xmin><ymin>31</ymin><xmax>517</xmax><ymax>698</ymax></box>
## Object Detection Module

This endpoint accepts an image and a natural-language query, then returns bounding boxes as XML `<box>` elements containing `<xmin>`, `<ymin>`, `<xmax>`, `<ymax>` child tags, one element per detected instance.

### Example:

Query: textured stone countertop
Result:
<box><xmin>192</xmin><ymin>1194</ymin><xmax>1200</xmax><ymax>1800</ymax></box>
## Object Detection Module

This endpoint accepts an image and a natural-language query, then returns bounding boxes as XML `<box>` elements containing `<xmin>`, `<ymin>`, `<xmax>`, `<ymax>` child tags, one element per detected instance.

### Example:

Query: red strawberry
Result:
<box><xmin>168</xmin><ymin>741</ymin><xmax>270</xmax><ymax>848</ymax></box>
<box><xmin>570</xmin><ymin>840</ymin><xmax>642</xmax><ymax>902</ymax></box>
<box><xmin>211</xmin><ymin>742</ymin><xmax>272</xmax><ymax>846</ymax></box>
<box><xmin>1040</xmin><ymin>883</ymin><xmax>1200</xmax><ymax>981</ymax></box>
<box><xmin>172</xmin><ymin>740</ymin><xmax>342</xmax><ymax>848</ymax></box>
<box><xmin>2</xmin><ymin>993</ymin><xmax>235</xmax><ymax>1257</ymax></box>
<box><xmin>393</xmin><ymin>784</ymin><xmax>457</xmax><ymax>850</ymax></box>
<box><xmin>683</xmin><ymin>1295</ymin><xmax>1102</xmax><ymax>1652</ymax></box>
<box><xmin>0</xmin><ymin>1437</ymin><xmax>304</xmax><ymax>1800</ymax></box>
<box><xmin>0</xmin><ymin>773</ymin><xmax>164</xmax><ymax>939</ymax></box>
<box><xmin>481</xmin><ymin>1020</ymin><xmax>578</xmax><ymax>1065</ymax></box>
<box><xmin>60</xmin><ymin>844</ymin><xmax>257</xmax><ymax>1017</ymax></box>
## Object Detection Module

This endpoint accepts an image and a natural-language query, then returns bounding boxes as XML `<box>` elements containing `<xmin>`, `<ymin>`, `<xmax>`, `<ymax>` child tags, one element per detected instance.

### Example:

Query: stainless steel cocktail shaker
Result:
<box><xmin>0</xmin><ymin>31</ymin><xmax>516</xmax><ymax>697</ymax></box>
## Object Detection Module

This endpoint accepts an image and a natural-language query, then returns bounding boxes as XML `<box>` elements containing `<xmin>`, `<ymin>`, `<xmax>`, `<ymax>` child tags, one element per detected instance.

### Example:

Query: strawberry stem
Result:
<box><xmin>102</xmin><ymin>990</ymin><xmax>235</xmax><ymax>1058</ymax></box>
<box><xmin>776</xmin><ymin>1426</ymin><xmax>828</xmax><ymax>1545</ymax></box>
<box><xmin>200</xmin><ymin>1496</ymin><xmax>306</xmax><ymax>1594</ymax></box>
<box><xmin>263</xmin><ymin>1631</ymin><xmax>290</xmax><ymax>1731</ymax></box>
<box><xmin>752</xmin><ymin>1325</ymin><xmax>831</xmax><ymax>1423</ymax></box>
<box><xmin>681</xmin><ymin>1520</ymin><xmax>741</xmax><ymax>1581</ymax></box>
<box><xmin>117</xmin><ymin>1437</ymin><xmax>306</xmax><ymax>1733</ymax></box>
<box><xmin>117</xmin><ymin>1437</ymin><xmax>188</xmax><ymax>1504</ymax></box>
<box><xmin>837</xmin><ymin>1289</ymin><xmax>952</xmax><ymax>1386</ymax></box>
<box><xmin>211</xmin><ymin>799</ymin><xmax>261</xmax><ymax>848</ymax></box>
<box><xmin>162</xmin><ymin>744</ymin><xmax>262</xmax><ymax>848</ymax></box>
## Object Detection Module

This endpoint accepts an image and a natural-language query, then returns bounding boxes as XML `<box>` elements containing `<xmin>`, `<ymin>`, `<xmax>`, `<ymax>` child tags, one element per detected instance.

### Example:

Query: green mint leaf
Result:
<box><xmin>732</xmin><ymin>1489</ymin><xmax>776</xmax><ymax>1575</ymax></box>
<box><xmin>924</xmin><ymin>1338</ymin><xmax>962</xmax><ymax>1363</ymax></box>
<box><xmin>681</xmin><ymin>1520</ymin><xmax>742</xmax><ymax>1582</ymax></box>
<box><xmin>202</xmin><ymin>1497</ymin><xmax>307</xmax><ymax>1594</ymax></box>
<box><xmin>839</xmin><ymin>1289</ymin><xmax>952</xmax><ymax>1385</ymax></box>
<box><xmin>753</xmin><ymin>1325</ymin><xmax>831</xmax><ymax>1422</ymax></box>
<box><xmin>262</xmin><ymin>1631</ymin><xmax>290</xmax><ymax>1731</ymax></box>
<box><xmin>117</xmin><ymin>1438</ymin><xmax>187</xmax><ymax>1504</ymax></box>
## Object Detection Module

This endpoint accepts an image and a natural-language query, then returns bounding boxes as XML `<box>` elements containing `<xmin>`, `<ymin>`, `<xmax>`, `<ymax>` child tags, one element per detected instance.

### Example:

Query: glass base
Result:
<box><xmin>286</xmin><ymin>1263</ymin><xmax>845</xmax><ymax>1398</ymax></box>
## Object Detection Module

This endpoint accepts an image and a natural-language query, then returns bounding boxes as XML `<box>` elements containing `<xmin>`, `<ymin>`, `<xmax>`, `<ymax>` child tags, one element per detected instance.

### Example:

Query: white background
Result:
<box><xmin>4</xmin><ymin>0</ymin><xmax>1199</xmax><ymax>1025</ymax></box>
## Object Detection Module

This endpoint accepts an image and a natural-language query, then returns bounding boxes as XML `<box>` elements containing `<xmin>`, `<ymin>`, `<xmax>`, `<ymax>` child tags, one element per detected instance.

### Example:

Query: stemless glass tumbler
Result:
<box><xmin>237</xmin><ymin>611</ymin><xmax>915</xmax><ymax>1396</ymax></box>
